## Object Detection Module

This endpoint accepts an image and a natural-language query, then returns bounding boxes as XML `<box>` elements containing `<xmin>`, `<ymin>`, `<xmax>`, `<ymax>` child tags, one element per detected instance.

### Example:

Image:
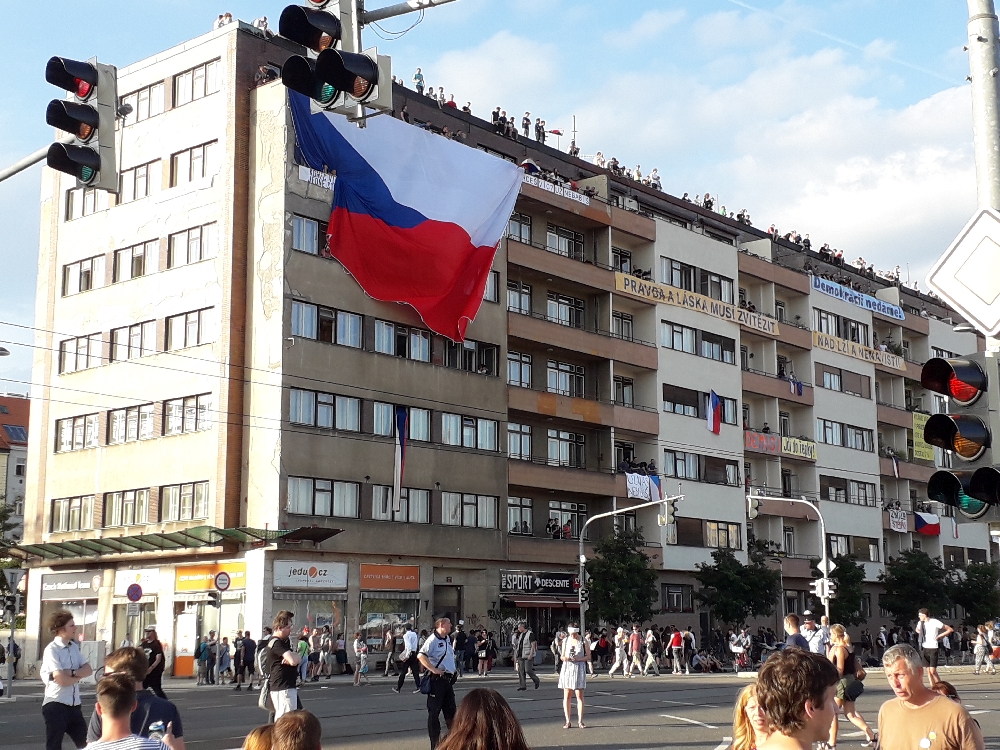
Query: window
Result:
<box><xmin>170</xmin><ymin>141</ymin><xmax>218</xmax><ymax>186</ymax></box>
<box><xmin>374</xmin><ymin>402</ymin><xmax>394</xmax><ymax>436</ymax></box>
<box><xmin>547</xmin><ymin>293</ymin><xmax>585</xmax><ymax>328</ymax></box>
<box><xmin>816</xmin><ymin>418</ymin><xmax>843</xmax><ymax>447</ymax></box>
<box><xmin>508</xmin><ymin>423</ymin><xmax>532</xmax><ymax>460</ymax></box>
<box><xmin>821</xmin><ymin>475</ymin><xmax>848</xmax><ymax>503</ymax></box>
<box><xmin>335</xmin><ymin>310</ymin><xmax>362</xmax><ymax>347</ymax></box>
<box><xmin>477</xmin><ymin>418</ymin><xmax>498</xmax><ymax>450</ymax></box>
<box><xmin>817</xmin><ymin>418</ymin><xmax>873</xmax><ymax>451</ymax></box>
<box><xmin>612</xmin><ymin>311</ymin><xmax>633</xmax><ymax>341</ymax></box>
<box><xmin>484</xmin><ymin>270</ymin><xmax>499</xmax><ymax>303</ymax></box>
<box><xmin>547</xmin><ymin>429</ymin><xmax>585</xmax><ymax>468</ymax></box>
<box><xmin>549</xmin><ymin>500</ymin><xmax>587</xmax><ymax>538</ymax></box>
<box><xmin>289</xmin><ymin>388</ymin><xmax>316</xmax><ymax>425</ymax></box>
<box><xmin>821</xmin><ymin>367</ymin><xmax>842</xmax><ymax>392</ymax></box>
<box><xmin>409</xmin><ymin>408</ymin><xmax>430</xmax><ymax>441</ymax></box>
<box><xmin>164</xmin><ymin>394</ymin><xmax>213</xmax><ymax>435</ymax></box>
<box><xmin>51</xmin><ymin>496</ymin><xmax>94</xmax><ymax>532</ymax></box>
<box><xmin>166</xmin><ymin>308</ymin><xmax>214</xmax><ymax>350</ymax></box>
<box><xmin>704</xmin><ymin>393</ymin><xmax>738</xmax><ymax>425</ymax></box>
<box><xmin>173</xmin><ymin>59</ymin><xmax>220</xmax><ymax>107</ymax></box>
<box><xmin>547</xmin><ymin>360</ymin><xmax>585</xmax><ymax>398</ymax></box>
<box><xmin>119</xmin><ymin>160</ymin><xmax>161</xmax><ymax>204</ymax></box>
<box><xmin>507</xmin><ymin>352</ymin><xmax>532</xmax><ymax>388</ymax></box>
<box><xmin>814</xmin><ymin>309</ymin><xmax>840</xmax><ymax>337</ymax></box>
<box><xmin>828</xmin><ymin>534</ymin><xmax>849</xmax><ymax>558</ymax></box>
<box><xmin>161</xmin><ymin>481</ymin><xmax>210</xmax><ymax>521</ymax></box>
<box><xmin>701</xmin><ymin>332</ymin><xmax>736</xmax><ymax>364</ymax></box>
<box><xmin>104</xmin><ymin>489</ymin><xmax>150</xmax><ymax>527</ymax></box>
<box><xmin>848</xmin><ymin>480</ymin><xmax>877</xmax><ymax>507</ymax></box>
<box><xmin>442</xmin><ymin>413</ymin><xmax>461</xmax><ymax>446</ymax></box>
<box><xmin>59</xmin><ymin>333</ymin><xmax>103</xmax><ymax>373</ymax></box>
<box><xmin>62</xmin><ymin>255</ymin><xmax>106</xmax><ymax>296</ymax></box>
<box><xmin>291</xmin><ymin>301</ymin><xmax>318</xmax><ymax>339</ymax></box>
<box><xmin>287</xmin><ymin>477</ymin><xmax>358</xmax><ymax>518</ymax></box>
<box><xmin>844</xmin><ymin>318</ymin><xmax>869</xmax><ymax>346</ymax></box>
<box><xmin>108</xmin><ymin>404</ymin><xmax>155</xmax><ymax>444</ymax></box>
<box><xmin>507</xmin><ymin>212</ymin><xmax>531</xmax><ymax>244</ymax></box>
<box><xmin>545</xmin><ymin>224</ymin><xmax>584</xmax><ymax>261</ymax></box>
<box><xmin>168</xmin><ymin>224</ymin><xmax>217</xmax><ymax>268</ymax></box>
<box><xmin>774</xmin><ymin>300</ymin><xmax>786</xmax><ymax>322</ymax></box>
<box><xmin>707</xmin><ymin>521</ymin><xmax>742</xmax><ymax>549</ymax></box>
<box><xmin>844</xmin><ymin>425</ymin><xmax>874</xmax><ymax>452</ymax></box>
<box><xmin>704</xmin><ymin>456</ymin><xmax>740</xmax><ymax>485</ymax></box>
<box><xmin>374</xmin><ymin>320</ymin><xmax>431</xmax><ymax>362</ymax></box>
<box><xmin>113</xmin><ymin>241</ymin><xmax>158</xmax><ymax>283</ymax></box>
<box><xmin>614</xmin><ymin>376</ymin><xmax>634</xmax><ymax>407</ymax></box>
<box><xmin>449</xmin><ymin>415</ymin><xmax>497</xmax><ymax>450</ymax></box>
<box><xmin>699</xmin><ymin>270</ymin><xmax>735</xmax><ymax>304</ymax></box>
<box><xmin>56</xmin><ymin>414</ymin><xmax>100</xmax><ymax>452</ymax></box>
<box><xmin>291</xmin><ymin>215</ymin><xmax>328</xmax><ymax>255</ymax></box>
<box><xmin>111</xmin><ymin>321</ymin><xmax>157</xmax><ymax>361</ymax></box>
<box><xmin>663</xmin><ymin>384</ymin><xmax>699</xmax><ymax>417</ymax></box>
<box><xmin>445</xmin><ymin>339</ymin><xmax>499</xmax><ymax>376</ymax></box>
<box><xmin>663</xmin><ymin>449</ymin><xmax>700</xmax><ymax>480</ymax></box>
<box><xmin>66</xmin><ymin>187</ymin><xmax>110</xmax><ymax>220</ymax></box>
<box><xmin>612</xmin><ymin>247</ymin><xmax>632</xmax><ymax>274</ymax></box>
<box><xmin>508</xmin><ymin>497</ymin><xmax>533</xmax><ymax>535</ymax></box>
<box><xmin>661</xmin><ymin>257</ymin><xmax>695</xmax><ymax>291</ymax></box>
<box><xmin>661</xmin><ymin>321</ymin><xmax>696</xmax><ymax>354</ymax></box>
<box><xmin>663</xmin><ymin>584</ymin><xmax>694</xmax><ymax>613</ymax></box>
<box><xmin>783</xmin><ymin>526</ymin><xmax>795</xmax><ymax>554</ymax></box>
<box><xmin>372</xmin><ymin>486</ymin><xmax>430</xmax><ymax>523</ymax></box>
<box><xmin>121</xmin><ymin>81</ymin><xmax>165</xmax><ymax>126</ymax></box>
<box><xmin>780</xmin><ymin>411</ymin><xmax>791</xmax><ymax>437</ymax></box>
<box><xmin>507</xmin><ymin>282</ymin><xmax>531</xmax><ymax>314</ymax></box>
<box><xmin>442</xmin><ymin>492</ymin><xmax>498</xmax><ymax>528</ymax></box>
<box><xmin>288</xmin><ymin>388</ymin><xmax>359</xmax><ymax>431</ymax></box>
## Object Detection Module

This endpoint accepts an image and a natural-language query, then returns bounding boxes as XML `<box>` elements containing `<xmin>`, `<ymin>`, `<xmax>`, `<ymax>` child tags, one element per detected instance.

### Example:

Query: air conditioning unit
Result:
<box><xmin>623</xmin><ymin>196</ymin><xmax>639</xmax><ymax>211</ymax></box>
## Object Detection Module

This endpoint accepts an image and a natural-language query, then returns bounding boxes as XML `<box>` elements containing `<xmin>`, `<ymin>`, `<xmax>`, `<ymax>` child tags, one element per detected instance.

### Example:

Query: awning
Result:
<box><xmin>1</xmin><ymin>525</ymin><xmax>344</xmax><ymax>561</ymax></box>
<box><xmin>502</xmin><ymin>597</ymin><xmax>580</xmax><ymax>609</ymax></box>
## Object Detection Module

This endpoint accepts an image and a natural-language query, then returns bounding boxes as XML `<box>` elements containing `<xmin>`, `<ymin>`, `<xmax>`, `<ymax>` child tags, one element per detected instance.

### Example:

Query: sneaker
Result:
<box><xmin>233</xmin><ymin>685</ymin><xmax>242</xmax><ymax>692</ymax></box>
<box><xmin>392</xmin><ymin>687</ymin><xmax>400</xmax><ymax>693</ymax></box>
<box><xmin>862</xmin><ymin>732</ymin><xmax>878</xmax><ymax>748</ymax></box>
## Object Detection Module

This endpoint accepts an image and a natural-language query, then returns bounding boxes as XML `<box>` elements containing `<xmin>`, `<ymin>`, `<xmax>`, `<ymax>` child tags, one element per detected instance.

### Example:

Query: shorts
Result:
<box><xmin>271</xmin><ymin>687</ymin><xmax>299</xmax><ymax>719</ymax></box>
<box><xmin>922</xmin><ymin>647</ymin><xmax>940</xmax><ymax>668</ymax></box>
<box><xmin>308</xmin><ymin>652</ymin><xmax>320</xmax><ymax>663</ymax></box>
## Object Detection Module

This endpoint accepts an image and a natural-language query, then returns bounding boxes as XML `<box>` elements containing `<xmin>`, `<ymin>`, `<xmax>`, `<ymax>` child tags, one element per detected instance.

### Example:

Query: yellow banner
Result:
<box><xmin>175</xmin><ymin>562</ymin><xmax>247</xmax><ymax>592</ymax></box>
<box><xmin>912</xmin><ymin>412</ymin><xmax>934</xmax><ymax>461</ymax></box>
<box><xmin>615</xmin><ymin>273</ymin><xmax>779</xmax><ymax>335</ymax></box>
<box><xmin>782</xmin><ymin>436</ymin><xmax>818</xmax><ymax>460</ymax></box>
<box><xmin>812</xmin><ymin>331</ymin><xmax>906</xmax><ymax>372</ymax></box>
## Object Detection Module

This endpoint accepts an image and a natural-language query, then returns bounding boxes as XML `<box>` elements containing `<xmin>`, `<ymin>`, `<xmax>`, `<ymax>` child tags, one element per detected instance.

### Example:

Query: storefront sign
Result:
<box><xmin>500</xmin><ymin>570</ymin><xmax>579</xmax><ymax>595</ymax></box>
<box><xmin>889</xmin><ymin>509</ymin><xmax>908</xmax><ymax>533</ymax></box>
<box><xmin>813</xmin><ymin>331</ymin><xmax>906</xmax><ymax>372</ymax></box>
<box><xmin>745</xmin><ymin>431</ymin><xmax>780</xmax><ymax>455</ymax></box>
<box><xmin>274</xmin><ymin>560</ymin><xmax>348</xmax><ymax>590</ymax></box>
<box><xmin>781</xmin><ymin>436</ymin><xmax>818</xmax><ymax>460</ymax></box>
<box><xmin>811</xmin><ymin>276</ymin><xmax>905</xmax><ymax>320</ymax></box>
<box><xmin>616</xmin><ymin>273</ymin><xmax>778</xmax><ymax>335</ymax></box>
<box><xmin>912</xmin><ymin>412</ymin><xmax>934</xmax><ymax>461</ymax></box>
<box><xmin>113</xmin><ymin>568</ymin><xmax>160</xmax><ymax>597</ymax></box>
<box><xmin>175</xmin><ymin>562</ymin><xmax>246</xmax><ymax>592</ymax></box>
<box><xmin>41</xmin><ymin>571</ymin><xmax>103</xmax><ymax>601</ymax></box>
<box><xmin>360</xmin><ymin>564</ymin><xmax>419</xmax><ymax>591</ymax></box>
<box><xmin>522</xmin><ymin>173</ymin><xmax>590</xmax><ymax>206</ymax></box>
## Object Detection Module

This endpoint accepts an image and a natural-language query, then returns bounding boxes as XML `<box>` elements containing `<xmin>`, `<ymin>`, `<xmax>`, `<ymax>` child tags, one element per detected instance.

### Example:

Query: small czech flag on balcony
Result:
<box><xmin>706</xmin><ymin>390</ymin><xmax>722</xmax><ymax>435</ymax></box>
<box><xmin>914</xmin><ymin>511</ymin><xmax>941</xmax><ymax>536</ymax></box>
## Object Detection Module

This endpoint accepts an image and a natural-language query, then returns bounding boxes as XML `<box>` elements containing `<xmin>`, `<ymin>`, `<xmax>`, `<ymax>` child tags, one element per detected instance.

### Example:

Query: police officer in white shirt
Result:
<box><xmin>41</xmin><ymin>610</ymin><xmax>93</xmax><ymax>750</ymax></box>
<box><xmin>418</xmin><ymin>618</ymin><xmax>457</xmax><ymax>749</ymax></box>
<box><xmin>801</xmin><ymin>611</ymin><xmax>829</xmax><ymax>655</ymax></box>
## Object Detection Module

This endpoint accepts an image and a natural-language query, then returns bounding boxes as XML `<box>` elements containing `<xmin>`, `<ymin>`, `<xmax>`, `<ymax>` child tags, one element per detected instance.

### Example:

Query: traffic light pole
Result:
<box><xmin>0</xmin><ymin>135</ymin><xmax>73</xmax><ymax>184</ymax></box>
<box><xmin>576</xmin><ymin>494</ymin><xmax>684</xmax><ymax>640</ymax></box>
<box><xmin>967</xmin><ymin>0</ymin><xmax>1000</xmax><ymax>210</ymax></box>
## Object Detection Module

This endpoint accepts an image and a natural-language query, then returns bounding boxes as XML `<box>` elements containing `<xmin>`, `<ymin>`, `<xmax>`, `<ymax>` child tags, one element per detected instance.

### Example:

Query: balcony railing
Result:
<box><xmin>508</xmin><ymin>308</ymin><xmax>657</xmax><ymax>347</ymax></box>
<box><xmin>508</xmin><ymin>381</ymin><xmax>658</xmax><ymax>414</ymax></box>
<box><xmin>740</xmin><ymin>366</ymin><xmax>813</xmax><ymax>387</ymax></box>
<box><xmin>509</xmin><ymin>454</ymin><xmax>614</xmax><ymax>474</ymax></box>
<box><xmin>506</xmin><ymin>233</ymin><xmax>617</xmax><ymax>272</ymax></box>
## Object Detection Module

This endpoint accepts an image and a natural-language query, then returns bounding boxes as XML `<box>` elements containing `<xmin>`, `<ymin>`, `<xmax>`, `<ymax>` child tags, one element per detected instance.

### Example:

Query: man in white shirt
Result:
<box><xmin>801</xmin><ymin>611</ymin><xmax>829</xmax><ymax>655</ymax></box>
<box><xmin>392</xmin><ymin>624</ymin><xmax>421</xmax><ymax>694</ymax></box>
<box><xmin>41</xmin><ymin>611</ymin><xmax>94</xmax><ymax>750</ymax></box>
<box><xmin>418</xmin><ymin>618</ymin><xmax>457</xmax><ymax>749</ymax></box>
<box><xmin>915</xmin><ymin>607</ymin><xmax>953</xmax><ymax>685</ymax></box>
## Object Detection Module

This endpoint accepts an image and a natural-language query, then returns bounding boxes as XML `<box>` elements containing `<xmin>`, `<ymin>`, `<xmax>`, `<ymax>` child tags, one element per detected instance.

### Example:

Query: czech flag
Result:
<box><xmin>706</xmin><ymin>390</ymin><xmax>722</xmax><ymax>434</ymax></box>
<box><xmin>289</xmin><ymin>92</ymin><xmax>522</xmax><ymax>341</ymax></box>
<box><xmin>914</xmin><ymin>512</ymin><xmax>940</xmax><ymax>536</ymax></box>
<box><xmin>393</xmin><ymin>406</ymin><xmax>409</xmax><ymax>513</ymax></box>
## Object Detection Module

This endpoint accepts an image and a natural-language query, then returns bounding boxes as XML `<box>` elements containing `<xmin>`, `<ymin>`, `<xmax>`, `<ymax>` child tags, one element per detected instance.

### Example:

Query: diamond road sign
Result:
<box><xmin>816</xmin><ymin>559</ymin><xmax>837</xmax><ymax>576</ymax></box>
<box><xmin>927</xmin><ymin>208</ymin><xmax>1000</xmax><ymax>336</ymax></box>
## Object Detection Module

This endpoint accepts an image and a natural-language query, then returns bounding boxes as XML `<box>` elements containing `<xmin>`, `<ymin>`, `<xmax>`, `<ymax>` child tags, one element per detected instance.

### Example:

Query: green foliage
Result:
<box><xmin>950</xmin><ymin>561</ymin><xmax>1000</xmax><ymax>626</ymax></box>
<box><xmin>584</xmin><ymin>528</ymin><xmax>658</xmax><ymax>626</ymax></box>
<box><xmin>693</xmin><ymin>539</ymin><xmax>782</xmax><ymax>628</ymax></box>
<box><xmin>0</xmin><ymin>496</ymin><xmax>22</xmax><ymax>598</ymax></box>
<box><xmin>810</xmin><ymin>554</ymin><xmax>867</xmax><ymax>626</ymax></box>
<box><xmin>878</xmin><ymin>549</ymin><xmax>950</xmax><ymax>626</ymax></box>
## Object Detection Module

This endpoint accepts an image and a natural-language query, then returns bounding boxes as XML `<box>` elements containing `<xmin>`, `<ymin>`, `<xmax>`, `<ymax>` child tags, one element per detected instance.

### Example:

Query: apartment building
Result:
<box><xmin>17</xmin><ymin>21</ymin><xmax>991</xmax><ymax>671</ymax></box>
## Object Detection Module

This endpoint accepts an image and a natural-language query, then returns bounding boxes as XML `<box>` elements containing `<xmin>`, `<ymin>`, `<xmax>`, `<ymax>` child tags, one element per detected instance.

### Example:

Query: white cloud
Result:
<box><xmin>864</xmin><ymin>38</ymin><xmax>897</xmax><ymax>61</ymax></box>
<box><xmin>605</xmin><ymin>9</ymin><xmax>686</xmax><ymax>49</ymax></box>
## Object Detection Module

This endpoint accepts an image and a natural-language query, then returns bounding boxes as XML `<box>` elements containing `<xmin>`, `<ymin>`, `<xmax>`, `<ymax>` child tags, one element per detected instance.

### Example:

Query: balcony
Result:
<box><xmin>752</xmin><ymin>495</ymin><xmax>821</xmax><ymax>521</ymax></box>
<box><xmin>873</xmin><ymin>309</ymin><xmax>930</xmax><ymax>336</ymax></box>
<box><xmin>610</xmin><ymin>205</ymin><xmax>656</xmax><ymax>241</ymax></box>
<box><xmin>737</xmin><ymin>251</ymin><xmax>812</xmax><ymax>295</ymax></box>
<box><xmin>508</xmin><ymin>458</ymin><xmax>624</xmax><ymax>497</ymax></box>
<box><xmin>876</xmin><ymin>401</ymin><xmax>915</xmax><ymax>430</ymax></box>
<box><xmin>508</xmin><ymin>310</ymin><xmax>658</xmax><ymax>369</ymax></box>
<box><xmin>507</xmin><ymin>237</ymin><xmax>616</xmax><ymax>294</ymax></box>
<box><xmin>879</xmin><ymin>455</ymin><xmax>934</xmax><ymax>483</ymax></box>
<box><xmin>741</xmin><ymin>368</ymin><xmax>814</xmax><ymax>405</ymax></box>
<box><xmin>508</xmin><ymin>385</ymin><xmax>658</xmax><ymax>434</ymax></box>
<box><xmin>744</xmin><ymin>430</ymin><xmax>818</xmax><ymax>462</ymax></box>
<box><xmin>507</xmin><ymin>534</ymin><xmax>599</xmax><ymax>566</ymax></box>
<box><xmin>741</xmin><ymin>316</ymin><xmax>813</xmax><ymax>349</ymax></box>
<box><xmin>519</xmin><ymin>178</ymin><xmax>613</xmax><ymax>226</ymax></box>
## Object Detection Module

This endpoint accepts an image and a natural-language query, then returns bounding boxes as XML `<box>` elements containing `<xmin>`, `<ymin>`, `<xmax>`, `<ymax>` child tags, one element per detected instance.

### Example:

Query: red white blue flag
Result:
<box><xmin>706</xmin><ymin>390</ymin><xmax>722</xmax><ymax>434</ymax></box>
<box><xmin>289</xmin><ymin>92</ymin><xmax>522</xmax><ymax>341</ymax></box>
<box><xmin>914</xmin><ymin>511</ymin><xmax>940</xmax><ymax>536</ymax></box>
<box><xmin>393</xmin><ymin>406</ymin><xmax>409</xmax><ymax>513</ymax></box>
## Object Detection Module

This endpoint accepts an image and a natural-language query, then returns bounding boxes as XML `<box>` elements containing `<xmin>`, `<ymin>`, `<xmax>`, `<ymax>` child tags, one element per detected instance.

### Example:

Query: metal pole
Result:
<box><xmin>968</xmin><ymin>0</ymin><xmax>1000</xmax><ymax>209</ymax></box>
<box><xmin>6</xmin><ymin>596</ymin><xmax>15</xmax><ymax>699</ymax></box>
<box><xmin>361</xmin><ymin>0</ymin><xmax>460</xmax><ymax>25</ymax></box>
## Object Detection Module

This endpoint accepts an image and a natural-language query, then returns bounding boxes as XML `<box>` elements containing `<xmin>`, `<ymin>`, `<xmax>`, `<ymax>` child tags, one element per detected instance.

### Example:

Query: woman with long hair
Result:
<box><xmin>436</xmin><ymin>688</ymin><xmax>531</xmax><ymax>750</ymax></box>
<box><xmin>828</xmin><ymin>624</ymin><xmax>876</xmax><ymax>748</ymax></box>
<box><xmin>242</xmin><ymin>724</ymin><xmax>273</xmax><ymax>750</ymax></box>
<box><xmin>731</xmin><ymin>684</ymin><xmax>769</xmax><ymax>750</ymax></box>
<box><xmin>974</xmin><ymin>624</ymin><xmax>996</xmax><ymax>675</ymax></box>
<box><xmin>558</xmin><ymin>622</ymin><xmax>590</xmax><ymax>729</ymax></box>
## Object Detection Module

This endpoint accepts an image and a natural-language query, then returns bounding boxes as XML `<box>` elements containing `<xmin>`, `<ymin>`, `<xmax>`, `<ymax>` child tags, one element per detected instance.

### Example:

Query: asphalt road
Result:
<box><xmin>5</xmin><ymin>665</ymin><xmax>1000</xmax><ymax>750</ymax></box>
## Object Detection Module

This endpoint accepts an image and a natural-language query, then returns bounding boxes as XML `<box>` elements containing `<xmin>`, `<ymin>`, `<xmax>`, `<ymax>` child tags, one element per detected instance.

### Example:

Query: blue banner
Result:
<box><xmin>811</xmin><ymin>276</ymin><xmax>905</xmax><ymax>320</ymax></box>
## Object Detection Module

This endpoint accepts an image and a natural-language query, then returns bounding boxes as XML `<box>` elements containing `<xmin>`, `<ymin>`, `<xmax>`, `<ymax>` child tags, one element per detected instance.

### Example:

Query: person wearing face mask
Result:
<box><xmin>558</xmin><ymin>623</ymin><xmax>589</xmax><ymax>729</ymax></box>
<box><xmin>732</xmin><ymin>684</ymin><xmax>770</xmax><ymax>750</ymax></box>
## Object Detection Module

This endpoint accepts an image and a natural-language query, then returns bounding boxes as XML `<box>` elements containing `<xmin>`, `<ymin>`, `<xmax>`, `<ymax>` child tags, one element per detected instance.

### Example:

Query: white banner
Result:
<box><xmin>273</xmin><ymin>560</ymin><xmax>348</xmax><ymax>590</ymax></box>
<box><xmin>113</xmin><ymin>568</ymin><xmax>160</xmax><ymax>597</ymax></box>
<box><xmin>626</xmin><ymin>472</ymin><xmax>651</xmax><ymax>500</ymax></box>
<box><xmin>888</xmin><ymin>509</ymin><xmax>908</xmax><ymax>533</ymax></box>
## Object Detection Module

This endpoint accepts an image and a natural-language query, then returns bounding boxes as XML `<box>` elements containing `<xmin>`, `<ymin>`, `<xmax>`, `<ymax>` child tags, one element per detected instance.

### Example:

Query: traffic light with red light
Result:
<box><xmin>45</xmin><ymin>56</ymin><xmax>120</xmax><ymax>191</ymax></box>
<box><xmin>922</xmin><ymin>353</ymin><xmax>1000</xmax><ymax>520</ymax></box>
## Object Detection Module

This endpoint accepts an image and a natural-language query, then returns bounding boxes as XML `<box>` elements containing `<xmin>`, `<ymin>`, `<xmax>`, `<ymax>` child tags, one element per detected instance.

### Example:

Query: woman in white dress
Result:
<box><xmin>607</xmin><ymin>627</ymin><xmax>628</xmax><ymax>677</ymax></box>
<box><xmin>558</xmin><ymin>623</ymin><xmax>590</xmax><ymax>729</ymax></box>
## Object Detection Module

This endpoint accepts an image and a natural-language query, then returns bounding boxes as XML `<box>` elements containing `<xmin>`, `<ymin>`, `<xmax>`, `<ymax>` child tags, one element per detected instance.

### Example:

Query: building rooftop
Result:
<box><xmin>0</xmin><ymin>395</ymin><xmax>29</xmax><ymax>451</ymax></box>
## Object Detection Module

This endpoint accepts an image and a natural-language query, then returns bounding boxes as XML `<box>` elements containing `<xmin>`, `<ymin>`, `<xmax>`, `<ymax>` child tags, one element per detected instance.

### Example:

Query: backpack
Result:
<box><xmin>256</xmin><ymin>637</ymin><xmax>272</xmax><ymax>679</ymax></box>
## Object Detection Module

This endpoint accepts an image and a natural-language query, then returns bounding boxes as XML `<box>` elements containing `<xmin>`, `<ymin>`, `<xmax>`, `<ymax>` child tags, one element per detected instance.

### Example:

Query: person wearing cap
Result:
<box><xmin>142</xmin><ymin>626</ymin><xmax>167</xmax><ymax>699</ymax></box>
<box><xmin>801</xmin><ymin>612</ymin><xmax>829</xmax><ymax>656</ymax></box>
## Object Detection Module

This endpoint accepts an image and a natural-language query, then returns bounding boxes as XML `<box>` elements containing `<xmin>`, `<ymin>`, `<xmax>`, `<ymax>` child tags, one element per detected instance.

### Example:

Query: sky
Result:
<box><xmin>0</xmin><ymin>0</ymin><xmax>979</xmax><ymax>387</ymax></box>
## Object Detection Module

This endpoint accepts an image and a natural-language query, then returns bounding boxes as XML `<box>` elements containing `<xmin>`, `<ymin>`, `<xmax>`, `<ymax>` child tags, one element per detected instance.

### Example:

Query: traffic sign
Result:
<box><xmin>816</xmin><ymin>558</ymin><xmax>837</xmax><ymax>576</ymax></box>
<box><xmin>126</xmin><ymin>583</ymin><xmax>143</xmax><ymax>602</ymax></box>
<box><xmin>2</xmin><ymin>569</ymin><xmax>25</xmax><ymax>591</ymax></box>
<box><xmin>927</xmin><ymin>208</ymin><xmax>1000</xmax><ymax>336</ymax></box>
<box><xmin>215</xmin><ymin>572</ymin><xmax>231</xmax><ymax>592</ymax></box>
<box><xmin>126</xmin><ymin>601</ymin><xmax>140</xmax><ymax>618</ymax></box>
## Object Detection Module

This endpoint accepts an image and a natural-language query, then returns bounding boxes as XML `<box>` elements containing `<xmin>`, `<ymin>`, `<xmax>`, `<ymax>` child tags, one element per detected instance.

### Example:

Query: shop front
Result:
<box><xmin>271</xmin><ymin>560</ymin><xmax>348</xmax><ymax>638</ymax></box>
<box><xmin>40</xmin><ymin>570</ymin><xmax>104</xmax><ymax>649</ymax></box>
<box><xmin>111</xmin><ymin>568</ymin><xmax>160</xmax><ymax>648</ymax></box>
<box><xmin>359</xmin><ymin>564</ymin><xmax>420</xmax><ymax>650</ymax></box>
<box><xmin>499</xmin><ymin>569</ymin><xmax>580</xmax><ymax>649</ymax></box>
<box><xmin>172</xmin><ymin>561</ymin><xmax>246</xmax><ymax>677</ymax></box>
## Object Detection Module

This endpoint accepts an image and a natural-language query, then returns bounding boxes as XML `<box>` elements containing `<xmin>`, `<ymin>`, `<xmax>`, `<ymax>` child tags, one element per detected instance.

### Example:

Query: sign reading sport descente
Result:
<box><xmin>615</xmin><ymin>273</ymin><xmax>779</xmax><ymax>335</ymax></box>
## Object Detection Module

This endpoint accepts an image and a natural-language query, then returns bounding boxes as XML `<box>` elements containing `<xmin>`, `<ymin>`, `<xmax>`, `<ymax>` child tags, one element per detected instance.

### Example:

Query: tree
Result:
<box><xmin>693</xmin><ymin>539</ymin><xmax>781</xmax><ymax>628</ymax></box>
<box><xmin>584</xmin><ymin>528</ymin><xmax>658</xmax><ymax>626</ymax></box>
<box><xmin>809</xmin><ymin>555</ymin><xmax>866</xmax><ymax>626</ymax></box>
<box><xmin>0</xmin><ymin>495</ymin><xmax>21</xmax><ymax>598</ymax></box>
<box><xmin>878</xmin><ymin>549</ymin><xmax>950</xmax><ymax>626</ymax></box>
<box><xmin>950</xmin><ymin>561</ymin><xmax>1000</xmax><ymax>626</ymax></box>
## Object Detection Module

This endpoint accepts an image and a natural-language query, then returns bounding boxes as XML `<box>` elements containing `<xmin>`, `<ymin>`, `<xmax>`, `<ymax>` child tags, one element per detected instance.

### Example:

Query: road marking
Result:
<box><xmin>714</xmin><ymin>739</ymin><xmax>734</xmax><ymax>750</ymax></box>
<box><xmin>661</xmin><ymin>714</ymin><xmax>718</xmax><ymax>729</ymax></box>
<box><xmin>655</xmin><ymin>698</ymin><xmax>719</xmax><ymax>708</ymax></box>
<box><xmin>589</xmin><ymin>703</ymin><xmax>628</xmax><ymax>711</ymax></box>
<box><xmin>970</xmin><ymin>709</ymin><xmax>993</xmax><ymax>715</ymax></box>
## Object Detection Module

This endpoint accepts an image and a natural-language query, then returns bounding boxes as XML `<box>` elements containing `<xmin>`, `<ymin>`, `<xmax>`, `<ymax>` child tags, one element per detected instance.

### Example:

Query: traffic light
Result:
<box><xmin>922</xmin><ymin>354</ymin><xmax>1000</xmax><ymax>520</ymax></box>
<box><xmin>2</xmin><ymin>595</ymin><xmax>15</xmax><ymax>616</ymax></box>
<box><xmin>809</xmin><ymin>578</ymin><xmax>825</xmax><ymax>600</ymax></box>
<box><xmin>207</xmin><ymin>591</ymin><xmax>221</xmax><ymax>608</ymax></box>
<box><xmin>664</xmin><ymin>496</ymin><xmax>678</xmax><ymax>525</ymax></box>
<box><xmin>45</xmin><ymin>56</ymin><xmax>120</xmax><ymax>191</ymax></box>
<box><xmin>747</xmin><ymin>495</ymin><xmax>761</xmax><ymax>520</ymax></box>
<box><xmin>825</xmin><ymin>579</ymin><xmax>837</xmax><ymax>599</ymax></box>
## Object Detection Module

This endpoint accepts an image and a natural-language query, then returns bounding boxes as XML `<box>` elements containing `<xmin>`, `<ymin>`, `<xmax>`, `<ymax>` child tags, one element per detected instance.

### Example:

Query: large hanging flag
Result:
<box><xmin>914</xmin><ymin>511</ymin><xmax>940</xmax><ymax>536</ymax></box>
<box><xmin>289</xmin><ymin>92</ymin><xmax>523</xmax><ymax>341</ymax></box>
<box><xmin>706</xmin><ymin>390</ymin><xmax>722</xmax><ymax>434</ymax></box>
<box><xmin>393</xmin><ymin>406</ymin><xmax>409</xmax><ymax>513</ymax></box>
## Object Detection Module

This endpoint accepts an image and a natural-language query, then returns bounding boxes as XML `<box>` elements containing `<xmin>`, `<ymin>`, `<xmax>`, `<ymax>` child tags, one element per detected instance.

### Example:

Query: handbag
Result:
<box><xmin>257</xmin><ymin>681</ymin><xmax>273</xmax><ymax>712</ymax></box>
<box><xmin>846</xmin><ymin>678</ymin><xmax>865</xmax><ymax>701</ymax></box>
<box><xmin>855</xmin><ymin>664</ymin><xmax>867</xmax><ymax>681</ymax></box>
<box><xmin>419</xmin><ymin>646</ymin><xmax>449</xmax><ymax>695</ymax></box>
